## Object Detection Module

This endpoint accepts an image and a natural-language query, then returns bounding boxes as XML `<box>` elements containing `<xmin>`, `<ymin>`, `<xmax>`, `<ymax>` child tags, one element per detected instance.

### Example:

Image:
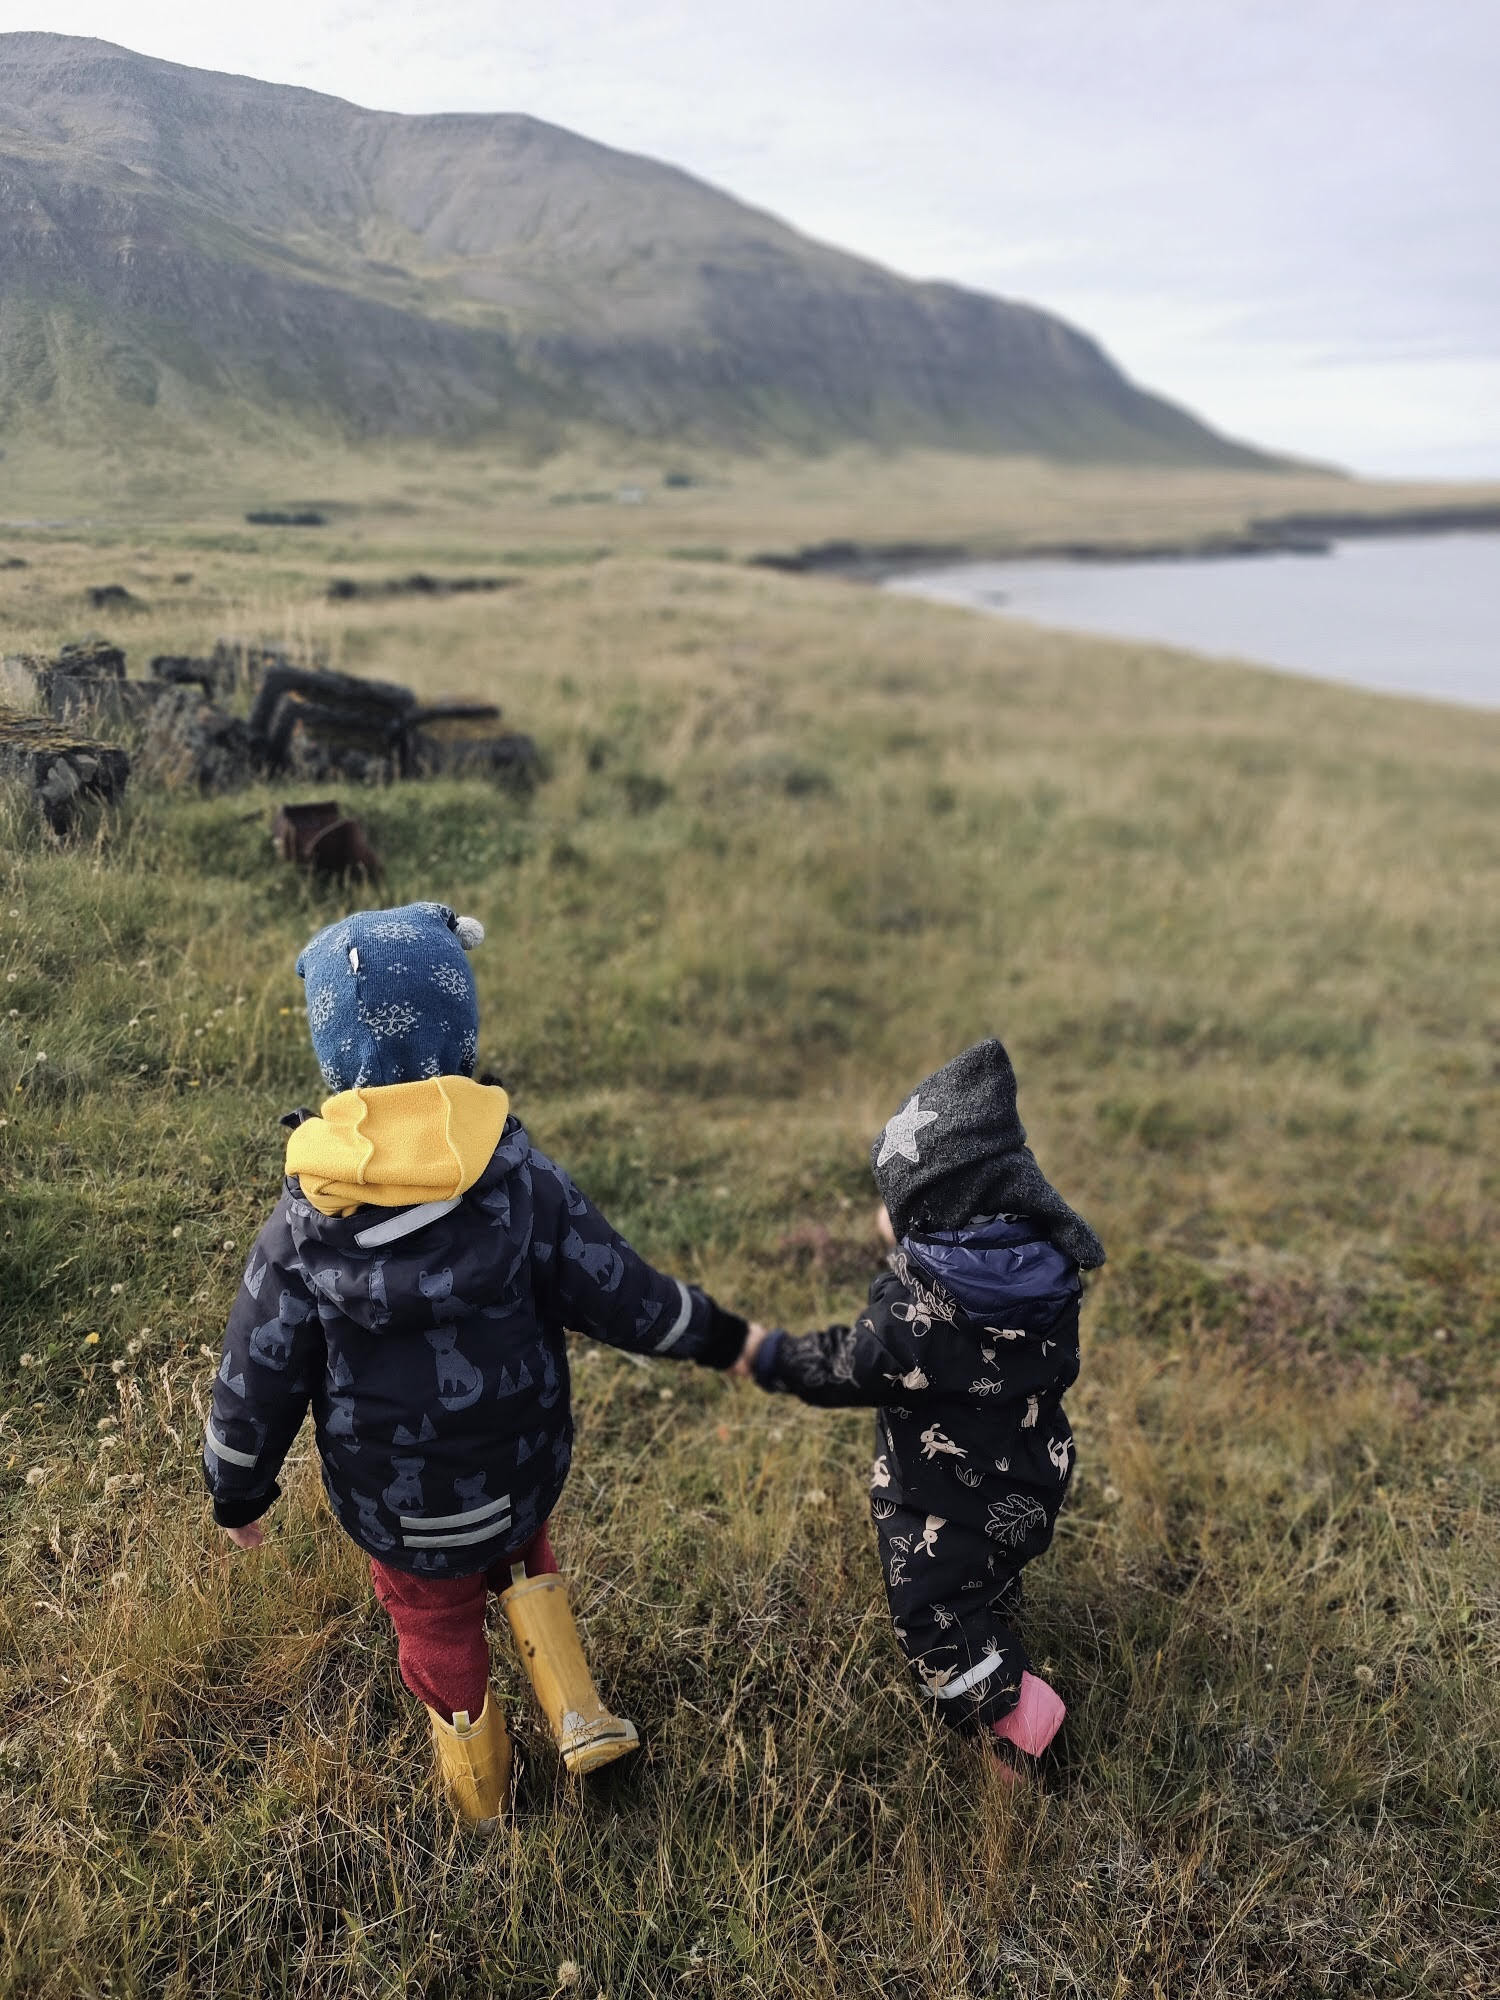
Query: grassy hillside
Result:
<box><xmin>7</xmin><ymin>432</ymin><xmax>1494</xmax><ymax>560</ymax></box>
<box><xmin>0</xmin><ymin>496</ymin><xmax>1496</xmax><ymax>1996</ymax></box>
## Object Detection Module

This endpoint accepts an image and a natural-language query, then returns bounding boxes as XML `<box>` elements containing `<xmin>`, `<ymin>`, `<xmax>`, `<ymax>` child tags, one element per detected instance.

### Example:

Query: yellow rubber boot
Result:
<box><xmin>500</xmin><ymin>1573</ymin><xmax>640</xmax><ymax>1775</ymax></box>
<box><xmin>426</xmin><ymin>1690</ymin><xmax>513</xmax><ymax>1825</ymax></box>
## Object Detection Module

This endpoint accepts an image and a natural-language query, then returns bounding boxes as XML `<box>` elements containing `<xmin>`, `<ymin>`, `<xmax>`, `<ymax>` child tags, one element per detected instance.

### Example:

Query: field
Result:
<box><xmin>1</xmin><ymin>455</ymin><xmax>1497</xmax><ymax>1997</ymax></box>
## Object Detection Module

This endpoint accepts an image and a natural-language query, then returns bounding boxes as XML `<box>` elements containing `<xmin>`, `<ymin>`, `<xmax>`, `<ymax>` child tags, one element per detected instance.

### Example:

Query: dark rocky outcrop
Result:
<box><xmin>1248</xmin><ymin>503</ymin><xmax>1500</xmax><ymax>539</ymax></box>
<box><xmin>0</xmin><ymin>704</ymin><xmax>130</xmax><ymax>833</ymax></box>
<box><xmin>56</xmin><ymin>636</ymin><xmax>126</xmax><ymax>678</ymax></box>
<box><xmin>8</xmin><ymin>633</ymin><xmax>538</xmax><ymax>800</ymax></box>
<box><xmin>134</xmin><ymin>688</ymin><xmax>255</xmax><ymax>796</ymax></box>
<box><xmin>150</xmin><ymin>647</ymin><xmax>240</xmax><ymax>701</ymax></box>
<box><xmin>326</xmin><ymin>574</ymin><xmax>515</xmax><ymax>602</ymax></box>
<box><xmin>47</xmin><ymin>673</ymin><xmax>172</xmax><ymax>728</ymax></box>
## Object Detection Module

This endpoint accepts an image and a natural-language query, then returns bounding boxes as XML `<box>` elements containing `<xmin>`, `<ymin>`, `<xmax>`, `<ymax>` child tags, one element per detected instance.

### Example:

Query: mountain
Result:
<box><xmin>0</xmin><ymin>34</ymin><xmax>1275</xmax><ymax>463</ymax></box>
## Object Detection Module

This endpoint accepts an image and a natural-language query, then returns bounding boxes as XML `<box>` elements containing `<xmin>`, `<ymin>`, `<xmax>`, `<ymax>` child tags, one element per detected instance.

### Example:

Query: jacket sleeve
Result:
<box><xmin>528</xmin><ymin>1148</ymin><xmax>747</xmax><ymax>1368</ymax></box>
<box><xmin>753</xmin><ymin>1277</ymin><xmax>928</xmax><ymax>1408</ymax></box>
<box><xmin>203</xmin><ymin>1194</ymin><xmax>324</xmax><ymax>1528</ymax></box>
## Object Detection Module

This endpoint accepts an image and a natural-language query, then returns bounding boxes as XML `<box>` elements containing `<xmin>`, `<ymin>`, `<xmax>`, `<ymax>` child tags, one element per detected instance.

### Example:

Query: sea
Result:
<box><xmin>885</xmin><ymin>531</ymin><xmax>1500</xmax><ymax>709</ymax></box>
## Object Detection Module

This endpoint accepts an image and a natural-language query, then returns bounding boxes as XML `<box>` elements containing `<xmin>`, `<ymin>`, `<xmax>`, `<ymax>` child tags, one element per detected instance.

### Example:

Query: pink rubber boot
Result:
<box><xmin>990</xmin><ymin>1670</ymin><xmax>1066</xmax><ymax>1760</ymax></box>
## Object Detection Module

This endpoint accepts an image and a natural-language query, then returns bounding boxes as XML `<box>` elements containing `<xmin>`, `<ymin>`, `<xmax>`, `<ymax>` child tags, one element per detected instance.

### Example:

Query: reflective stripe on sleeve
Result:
<box><xmin>205</xmin><ymin>1423</ymin><xmax>259</xmax><ymax>1469</ymax></box>
<box><xmin>653</xmin><ymin>1279</ymin><xmax>694</xmax><ymax>1354</ymax></box>
<box><xmin>929</xmin><ymin>1651</ymin><xmax>1007</xmax><ymax>1700</ymax></box>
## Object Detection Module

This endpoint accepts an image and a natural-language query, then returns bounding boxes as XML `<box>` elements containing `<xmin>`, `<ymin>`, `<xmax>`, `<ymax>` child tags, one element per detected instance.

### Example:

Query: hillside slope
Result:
<box><xmin>0</xmin><ymin>33</ymin><xmax>1276</xmax><ymax>462</ymax></box>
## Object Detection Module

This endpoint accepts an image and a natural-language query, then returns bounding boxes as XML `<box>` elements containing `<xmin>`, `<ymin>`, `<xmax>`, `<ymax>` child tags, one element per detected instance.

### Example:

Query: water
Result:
<box><xmin>886</xmin><ymin>532</ymin><xmax>1500</xmax><ymax>708</ymax></box>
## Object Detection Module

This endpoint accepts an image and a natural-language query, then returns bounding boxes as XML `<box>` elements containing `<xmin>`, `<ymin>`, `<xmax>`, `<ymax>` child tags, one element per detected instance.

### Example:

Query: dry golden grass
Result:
<box><xmin>0</xmin><ymin>473</ymin><xmax>1496</xmax><ymax>1996</ymax></box>
<box><xmin>6</xmin><ymin>436</ymin><xmax>1500</xmax><ymax>570</ymax></box>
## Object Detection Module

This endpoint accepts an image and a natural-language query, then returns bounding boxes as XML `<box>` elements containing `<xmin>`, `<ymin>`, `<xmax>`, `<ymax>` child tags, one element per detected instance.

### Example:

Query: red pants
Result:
<box><xmin>370</xmin><ymin>1522</ymin><xmax>558</xmax><ymax>1721</ymax></box>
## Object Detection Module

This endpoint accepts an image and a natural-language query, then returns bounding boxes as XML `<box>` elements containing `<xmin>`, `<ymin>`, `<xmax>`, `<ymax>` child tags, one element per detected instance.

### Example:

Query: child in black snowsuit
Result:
<box><xmin>205</xmin><ymin>901</ymin><xmax>748</xmax><ymax>1824</ymax></box>
<box><xmin>740</xmin><ymin>1039</ymin><xmax>1103</xmax><ymax>1765</ymax></box>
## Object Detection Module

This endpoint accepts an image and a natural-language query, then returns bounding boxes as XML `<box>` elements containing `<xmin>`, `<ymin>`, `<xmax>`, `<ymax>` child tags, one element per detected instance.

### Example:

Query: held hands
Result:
<box><xmin>223</xmin><ymin>1521</ymin><xmax>265</xmax><ymax>1550</ymax></box>
<box><xmin>732</xmin><ymin>1322</ymin><xmax>773</xmax><ymax>1379</ymax></box>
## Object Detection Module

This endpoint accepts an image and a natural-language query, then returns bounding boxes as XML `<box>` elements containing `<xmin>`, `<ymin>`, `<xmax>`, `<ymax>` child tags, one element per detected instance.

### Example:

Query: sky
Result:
<box><xmin>7</xmin><ymin>1</ymin><xmax>1498</xmax><ymax>477</ymax></box>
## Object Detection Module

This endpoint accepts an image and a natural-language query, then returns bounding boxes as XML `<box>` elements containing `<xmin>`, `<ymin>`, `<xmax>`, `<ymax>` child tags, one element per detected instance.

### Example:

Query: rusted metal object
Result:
<box><xmin>271</xmin><ymin>799</ymin><xmax>382</xmax><ymax>882</ymax></box>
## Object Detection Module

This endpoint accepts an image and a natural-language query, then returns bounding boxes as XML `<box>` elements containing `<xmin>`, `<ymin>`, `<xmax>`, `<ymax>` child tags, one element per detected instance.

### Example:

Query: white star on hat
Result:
<box><xmin>877</xmin><ymin>1093</ymin><xmax>939</xmax><ymax>1167</ymax></box>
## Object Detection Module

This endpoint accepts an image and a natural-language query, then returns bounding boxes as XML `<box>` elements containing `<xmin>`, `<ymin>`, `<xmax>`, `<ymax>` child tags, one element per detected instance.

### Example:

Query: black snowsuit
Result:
<box><xmin>204</xmin><ymin>1114</ymin><xmax>746</xmax><ymax>1575</ymax></box>
<box><xmin>753</xmin><ymin>1215</ymin><xmax>1080</xmax><ymax>1730</ymax></box>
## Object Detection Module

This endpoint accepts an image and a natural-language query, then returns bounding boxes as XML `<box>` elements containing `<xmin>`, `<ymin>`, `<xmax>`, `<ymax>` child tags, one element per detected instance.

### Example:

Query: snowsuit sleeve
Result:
<box><xmin>753</xmin><ymin>1273</ymin><xmax>928</xmax><ymax>1408</ymax></box>
<box><xmin>527</xmin><ymin>1148</ymin><xmax>746</xmax><ymax>1368</ymax></box>
<box><xmin>203</xmin><ymin>1194</ymin><xmax>324</xmax><ymax>1529</ymax></box>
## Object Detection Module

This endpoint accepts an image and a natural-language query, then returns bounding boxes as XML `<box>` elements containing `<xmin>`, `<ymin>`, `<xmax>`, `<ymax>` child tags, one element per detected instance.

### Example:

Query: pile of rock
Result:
<box><xmin>243</xmin><ymin>663</ymin><xmax>537</xmax><ymax>786</ymax></box>
<box><xmin>1</xmin><ymin>633</ymin><xmax>539</xmax><ymax>825</ymax></box>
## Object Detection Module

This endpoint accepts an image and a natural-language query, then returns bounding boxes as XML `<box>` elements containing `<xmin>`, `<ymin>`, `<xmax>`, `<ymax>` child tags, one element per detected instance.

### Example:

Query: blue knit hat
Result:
<box><xmin>294</xmin><ymin>902</ymin><xmax>485</xmax><ymax>1092</ymax></box>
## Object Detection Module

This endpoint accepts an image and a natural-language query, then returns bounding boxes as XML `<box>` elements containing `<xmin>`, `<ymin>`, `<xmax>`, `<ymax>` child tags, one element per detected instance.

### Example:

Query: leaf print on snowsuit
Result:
<box><xmin>753</xmin><ymin>1215</ymin><xmax>1081</xmax><ymax>1730</ymax></box>
<box><xmin>203</xmin><ymin>1112</ymin><xmax>747</xmax><ymax>1576</ymax></box>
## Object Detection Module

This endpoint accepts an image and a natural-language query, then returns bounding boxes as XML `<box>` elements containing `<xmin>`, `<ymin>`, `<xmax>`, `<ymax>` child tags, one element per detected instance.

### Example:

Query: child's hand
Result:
<box><xmin>732</xmin><ymin>1322</ymin><xmax>772</xmax><ymax>1379</ymax></box>
<box><xmin>223</xmin><ymin>1521</ymin><xmax>265</xmax><ymax>1551</ymax></box>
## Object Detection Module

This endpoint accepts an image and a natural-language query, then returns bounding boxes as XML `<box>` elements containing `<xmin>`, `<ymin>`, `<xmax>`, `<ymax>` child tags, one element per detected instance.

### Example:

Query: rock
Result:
<box><xmin>405</xmin><ymin>704</ymin><xmax>540</xmax><ymax>787</ymax></box>
<box><xmin>248</xmin><ymin>663</ymin><xmax>416</xmax><ymax>778</ymax></box>
<box><xmin>246</xmin><ymin>509</ymin><xmax>326</xmax><ymax>526</ymax></box>
<box><xmin>134</xmin><ymin>687</ymin><xmax>255</xmax><ymax>795</ymax></box>
<box><xmin>325</xmin><ymin>573</ymin><xmax>513</xmax><ymax>601</ymax></box>
<box><xmin>0</xmin><ymin>703</ymin><xmax>130</xmax><ymax>833</ymax></box>
<box><xmin>210</xmin><ymin>640</ymin><xmax>306</xmax><ymax>695</ymax></box>
<box><xmin>86</xmin><ymin>584</ymin><xmax>143</xmax><ymax>610</ymax></box>
<box><xmin>150</xmin><ymin>651</ymin><xmax>238</xmax><ymax>701</ymax></box>
<box><xmin>47</xmin><ymin>674</ymin><xmax>173</xmax><ymax>728</ymax></box>
<box><xmin>56</xmin><ymin>636</ymin><xmax>126</xmax><ymax>677</ymax></box>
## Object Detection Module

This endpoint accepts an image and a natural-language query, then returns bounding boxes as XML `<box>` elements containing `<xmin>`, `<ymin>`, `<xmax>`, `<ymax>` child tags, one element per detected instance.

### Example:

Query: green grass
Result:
<box><xmin>0</xmin><ymin>518</ymin><xmax>1496</xmax><ymax>1997</ymax></box>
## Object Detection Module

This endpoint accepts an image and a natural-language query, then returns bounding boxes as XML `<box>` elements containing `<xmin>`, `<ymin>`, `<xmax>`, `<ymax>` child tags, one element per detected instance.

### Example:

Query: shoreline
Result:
<box><xmin>747</xmin><ymin>500</ymin><xmax>1500</xmax><ymax>581</ymax></box>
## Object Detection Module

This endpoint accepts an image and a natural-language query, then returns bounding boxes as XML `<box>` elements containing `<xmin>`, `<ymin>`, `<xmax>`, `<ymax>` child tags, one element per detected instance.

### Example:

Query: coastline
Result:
<box><xmin>747</xmin><ymin>499</ymin><xmax>1500</xmax><ymax>581</ymax></box>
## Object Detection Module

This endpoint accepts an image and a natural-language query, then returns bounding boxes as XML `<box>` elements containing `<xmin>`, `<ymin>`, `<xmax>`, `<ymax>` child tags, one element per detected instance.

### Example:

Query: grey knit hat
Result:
<box><xmin>871</xmin><ymin>1038</ymin><xmax>1105</xmax><ymax>1269</ymax></box>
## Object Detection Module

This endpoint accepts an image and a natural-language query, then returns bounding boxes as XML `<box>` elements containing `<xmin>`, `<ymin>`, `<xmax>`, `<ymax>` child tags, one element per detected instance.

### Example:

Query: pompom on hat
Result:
<box><xmin>295</xmin><ymin>902</ymin><xmax>485</xmax><ymax>1092</ymax></box>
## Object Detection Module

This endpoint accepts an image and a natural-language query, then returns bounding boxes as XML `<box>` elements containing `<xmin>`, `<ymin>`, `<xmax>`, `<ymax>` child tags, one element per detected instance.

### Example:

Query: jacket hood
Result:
<box><xmin>283</xmin><ymin>1115</ymin><xmax>533</xmax><ymax>1334</ymax></box>
<box><xmin>285</xmin><ymin>1075</ymin><xmax>509</xmax><ymax>1218</ymax></box>
<box><xmin>871</xmin><ymin>1038</ymin><xmax>1105</xmax><ymax>1269</ymax></box>
<box><xmin>903</xmin><ymin>1214</ymin><xmax>1081</xmax><ymax>1319</ymax></box>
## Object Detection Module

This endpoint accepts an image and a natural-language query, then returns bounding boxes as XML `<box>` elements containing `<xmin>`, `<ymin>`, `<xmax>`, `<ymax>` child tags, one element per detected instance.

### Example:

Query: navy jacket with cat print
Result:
<box><xmin>204</xmin><ymin>1116</ymin><xmax>746</xmax><ymax>1575</ymax></box>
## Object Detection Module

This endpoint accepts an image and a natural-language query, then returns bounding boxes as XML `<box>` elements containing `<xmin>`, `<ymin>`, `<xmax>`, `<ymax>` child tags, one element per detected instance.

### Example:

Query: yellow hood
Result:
<box><xmin>285</xmin><ymin>1076</ymin><xmax>509</xmax><ymax>1218</ymax></box>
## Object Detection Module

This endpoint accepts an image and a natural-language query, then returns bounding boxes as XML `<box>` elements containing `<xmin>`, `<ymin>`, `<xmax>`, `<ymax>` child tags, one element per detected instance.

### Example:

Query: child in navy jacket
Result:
<box><xmin>740</xmin><ymin>1039</ymin><xmax>1103</xmax><ymax>1769</ymax></box>
<box><xmin>206</xmin><ymin>901</ymin><xmax>747</xmax><ymax>1824</ymax></box>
